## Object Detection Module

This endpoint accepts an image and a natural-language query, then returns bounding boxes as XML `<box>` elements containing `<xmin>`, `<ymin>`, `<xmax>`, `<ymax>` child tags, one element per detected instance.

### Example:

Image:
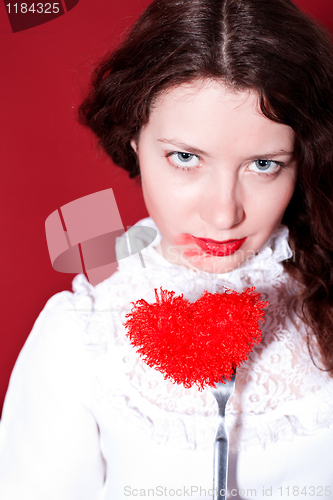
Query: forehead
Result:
<box><xmin>145</xmin><ymin>80</ymin><xmax>295</xmax><ymax>155</ymax></box>
<box><xmin>154</xmin><ymin>79</ymin><xmax>253</xmax><ymax>111</ymax></box>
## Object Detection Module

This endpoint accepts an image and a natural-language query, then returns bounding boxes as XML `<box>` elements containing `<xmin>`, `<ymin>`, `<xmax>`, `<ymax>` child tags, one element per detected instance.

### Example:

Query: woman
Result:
<box><xmin>1</xmin><ymin>0</ymin><xmax>333</xmax><ymax>498</ymax></box>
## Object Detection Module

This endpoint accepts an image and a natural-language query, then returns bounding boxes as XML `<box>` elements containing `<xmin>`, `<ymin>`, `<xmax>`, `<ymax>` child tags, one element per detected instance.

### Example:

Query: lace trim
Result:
<box><xmin>70</xmin><ymin>219</ymin><xmax>333</xmax><ymax>452</ymax></box>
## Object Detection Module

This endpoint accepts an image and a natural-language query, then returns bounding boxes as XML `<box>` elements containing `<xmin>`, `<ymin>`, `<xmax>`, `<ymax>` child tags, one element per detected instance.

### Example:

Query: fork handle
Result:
<box><xmin>213</xmin><ymin>417</ymin><xmax>228</xmax><ymax>500</ymax></box>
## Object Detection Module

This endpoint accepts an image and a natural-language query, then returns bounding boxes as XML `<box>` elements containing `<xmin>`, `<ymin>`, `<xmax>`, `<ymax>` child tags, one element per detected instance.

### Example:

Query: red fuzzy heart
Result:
<box><xmin>124</xmin><ymin>287</ymin><xmax>268</xmax><ymax>390</ymax></box>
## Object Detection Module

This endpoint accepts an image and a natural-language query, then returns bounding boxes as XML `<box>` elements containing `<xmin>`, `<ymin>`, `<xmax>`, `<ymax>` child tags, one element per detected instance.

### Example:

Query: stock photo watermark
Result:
<box><xmin>160</xmin><ymin>244</ymin><xmax>296</xmax><ymax>275</ymax></box>
<box><xmin>45</xmin><ymin>188</ymin><xmax>296</xmax><ymax>287</ymax></box>
<box><xmin>124</xmin><ymin>486</ymin><xmax>256</xmax><ymax>497</ymax></box>
<box><xmin>124</xmin><ymin>485</ymin><xmax>332</xmax><ymax>497</ymax></box>
<box><xmin>3</xmin><ymin>0</ymin><xmax>80</xmax><ymax>33</ymax></box>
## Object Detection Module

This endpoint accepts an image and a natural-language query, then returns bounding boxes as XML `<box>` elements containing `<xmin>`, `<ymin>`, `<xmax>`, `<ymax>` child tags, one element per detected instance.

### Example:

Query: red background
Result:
<box><xmin>0</xmin><ymin>0</ymin><xmax>332</xmax><ymax>414</ymax></box>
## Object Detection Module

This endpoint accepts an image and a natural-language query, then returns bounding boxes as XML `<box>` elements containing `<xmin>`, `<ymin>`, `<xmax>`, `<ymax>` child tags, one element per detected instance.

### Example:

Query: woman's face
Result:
<box><xmin>132</xmin><ymin>80</ymin><xmax>297</xmax><ymax>274</ymax></box>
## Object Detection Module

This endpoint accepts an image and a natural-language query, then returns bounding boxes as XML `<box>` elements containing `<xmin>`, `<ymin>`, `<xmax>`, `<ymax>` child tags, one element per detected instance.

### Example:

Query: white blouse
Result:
<box><xmin>0</xmin><ymin>217</ymin><xmax>333</xmax><ymax>500</ymax></box>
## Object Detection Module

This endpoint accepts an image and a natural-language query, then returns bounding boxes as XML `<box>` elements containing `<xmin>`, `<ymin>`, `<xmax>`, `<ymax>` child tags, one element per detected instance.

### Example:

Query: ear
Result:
<box><xmin>130</xmin><ymin>139</ymin><xmax>138</xmax><ymax>153</ymax></box>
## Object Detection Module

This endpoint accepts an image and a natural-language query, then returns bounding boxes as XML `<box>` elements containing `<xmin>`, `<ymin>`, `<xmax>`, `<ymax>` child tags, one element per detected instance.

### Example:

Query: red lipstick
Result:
<box><xmin>192</xmin><ymin>236</ymin><xmax>247</xmax><ymax>256</ymax></box>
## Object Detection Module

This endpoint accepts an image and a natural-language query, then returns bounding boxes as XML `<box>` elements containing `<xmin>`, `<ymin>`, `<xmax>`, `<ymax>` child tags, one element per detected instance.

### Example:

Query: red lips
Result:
<box><xmin>192</xmin><ymin>236</ymin><xmax>247</xmax><ymax>256</ymax></box>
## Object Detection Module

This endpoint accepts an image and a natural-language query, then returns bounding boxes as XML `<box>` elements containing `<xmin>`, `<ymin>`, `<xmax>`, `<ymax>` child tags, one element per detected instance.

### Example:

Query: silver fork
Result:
<box><xmin>210</xmin><ymin>369</ymin><xmax>236</xmax><ymax>500</ymax></box>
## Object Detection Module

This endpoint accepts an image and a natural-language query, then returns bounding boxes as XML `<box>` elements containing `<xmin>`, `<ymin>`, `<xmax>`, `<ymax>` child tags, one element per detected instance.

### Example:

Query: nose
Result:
<box><xmin>199</xmin><ymin>169</ymin><xmax>245</xmax><ymax>231</ymax></box>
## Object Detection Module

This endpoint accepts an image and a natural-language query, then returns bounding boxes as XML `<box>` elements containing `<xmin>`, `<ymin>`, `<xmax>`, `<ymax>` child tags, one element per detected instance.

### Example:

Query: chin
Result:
<box><xmin>181</xmin><ymin>251</ymin><xmax>246</xmax><ymax>275</ymax></box>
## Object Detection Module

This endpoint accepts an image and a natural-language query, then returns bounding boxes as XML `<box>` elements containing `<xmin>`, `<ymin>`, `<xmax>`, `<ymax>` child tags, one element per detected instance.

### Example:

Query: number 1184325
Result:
<box><xmin>5</xmin><ymin>3</ymin><xmax>60</xmax><ymax>14</ymax></box>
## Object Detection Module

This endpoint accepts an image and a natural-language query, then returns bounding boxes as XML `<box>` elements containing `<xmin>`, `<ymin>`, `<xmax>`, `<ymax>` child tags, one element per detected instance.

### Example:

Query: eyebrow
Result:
<box><xmin>157</xmin><ymin>138</ymin><xmax>294</xmax><ymax>159</ymax></box>
<box><xmin>157</xmin><ymin>139</ymin><xmax>209</xmax><ymax>157</ymax></box>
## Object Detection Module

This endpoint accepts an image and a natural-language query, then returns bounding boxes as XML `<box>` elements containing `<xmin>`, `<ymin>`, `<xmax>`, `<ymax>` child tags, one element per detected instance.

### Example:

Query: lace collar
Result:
<box><xmin>114</xmin><ymin>217</ymin><xmax>293</xmax><ymax>292</ymax></box>
<box><xmin>71</xmin><ymin>218</ymin><xmax>333</xmax><ymax>453</ymax></box>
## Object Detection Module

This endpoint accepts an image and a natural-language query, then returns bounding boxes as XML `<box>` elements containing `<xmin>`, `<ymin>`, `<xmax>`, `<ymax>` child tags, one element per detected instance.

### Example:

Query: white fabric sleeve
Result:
<box><xmin>0</xmin><ymin>292</ymin><xmax>105</xmax><ymax>500</ymax></box>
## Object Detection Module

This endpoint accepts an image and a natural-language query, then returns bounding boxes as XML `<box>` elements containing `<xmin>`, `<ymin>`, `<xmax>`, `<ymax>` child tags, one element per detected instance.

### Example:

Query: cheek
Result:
<box><xmin>276</xmin><ymin>174</ymin><xmax>297</xmax><ymax>214</ymax></box>
<box><xmin>246</xmin><ymin>175</ymin><xmax>296</xmax><ymax>229</ymax></box>
<box><xmin>269</xmin><ymin>181</ymin><xmax>297</xmax><ymax>225</ymax></box>
<box><xmin>142</xmin><ymin>175</ymin><xmax>171</xmax><ymax>210</ymax></box>
<box><xmin>141</xmin><ymin>165</ymin><xmax>190</xmax><ymax>213</ymax></box>
<box><xmin>140</xmin><ymin>167</ymin><xmax>180</xmax><ymax>226</ymax></box>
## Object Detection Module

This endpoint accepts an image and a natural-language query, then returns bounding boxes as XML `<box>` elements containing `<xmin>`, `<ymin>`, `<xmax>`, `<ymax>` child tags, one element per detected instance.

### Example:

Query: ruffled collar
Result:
<box><xmin>115</xmin><ymin>217</ymin><xmax>293</xmax><ymax>292</ymax></box>
<box><xmin>71</xmin><ymin>217</ymin><xmax>333</xmax><ymax>453</ymax></box>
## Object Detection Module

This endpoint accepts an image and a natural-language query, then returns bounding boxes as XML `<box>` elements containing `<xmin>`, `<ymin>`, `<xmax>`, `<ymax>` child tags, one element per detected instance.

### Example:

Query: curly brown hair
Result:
<box><xmin>79</xmin><ymin>0</ymin><xmax>333</xmax><ymax>374</ymax></box>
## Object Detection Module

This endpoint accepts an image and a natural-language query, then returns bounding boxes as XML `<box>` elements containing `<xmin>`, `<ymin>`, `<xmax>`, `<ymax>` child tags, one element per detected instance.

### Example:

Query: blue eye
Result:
<box><xmin>256</xmin><ymin>160</ymin><xmax>273</xmax><ymax>170</ymax></box>
<box><xmin>177</xmin><ymin>152</ymin><xmax>194</xmax><ymax>162</ymax></box>
<box><xmin>167</xmin><ymin>151</ymin><xmax>200</xmax><ymax>169</ymax></box>
<box><xmin>248</xmin><ymin>159</ymin><xmax>282</xmax><ymax>175</ymax></box>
